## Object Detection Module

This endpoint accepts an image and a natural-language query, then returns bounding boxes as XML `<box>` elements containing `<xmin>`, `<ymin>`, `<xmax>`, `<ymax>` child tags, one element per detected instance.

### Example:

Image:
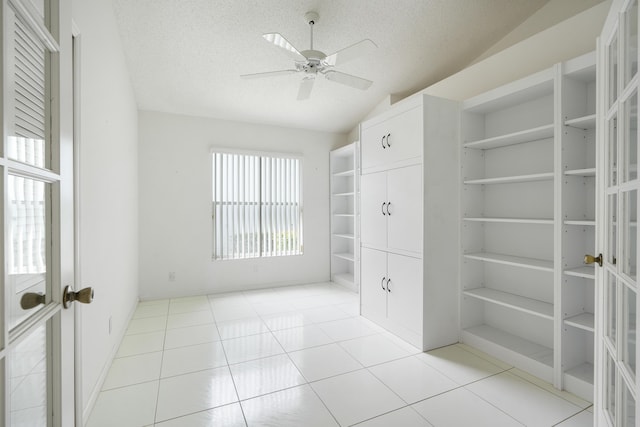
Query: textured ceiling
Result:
<box><xmin>112</xmin><ymin>0</ymin><xmax>552</xmax><ymax>133</ymax></box>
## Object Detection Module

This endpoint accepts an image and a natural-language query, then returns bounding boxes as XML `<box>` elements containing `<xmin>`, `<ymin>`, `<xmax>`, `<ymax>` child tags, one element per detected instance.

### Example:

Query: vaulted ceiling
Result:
<box><xmin>113</xmin><ymin>0</ymin><xmax>590</xmax><ymax>133</ymax></box>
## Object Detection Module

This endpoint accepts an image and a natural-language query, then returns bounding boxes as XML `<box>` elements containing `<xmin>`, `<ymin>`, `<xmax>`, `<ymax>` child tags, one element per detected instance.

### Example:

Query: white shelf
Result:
<box><xmin>464</xmin><ymin>124</ymin><xmax>554</xmax><ymax>150</ymax></box>
<box><xmin>333</xmin><ymin>169</ymin><xmax>355</xmax><ymax>177</ymax></box>
<box><xmin>333</xmin><ymin>252</ymin><xmax>355</xmax><ymax>262</ymax></box>
<box><xmin>564</xmin><ymin>114</ymin><xmax>596</xmax><ymax>130</ymax></box>
<box><xmin>332</xmin><ymin>272</ymin><xmax>354</xmax><ymax>288</ymax></box>
<box><xmin>564</xmin><ymin>168</ymin><xmax>596</xmax><ymax>177</ymax></box>
<box><xmin>330</xmin><ymin>143</ymin><xmax>358</xmax><ymax>294</ymax></box>
<box><xmin>464</xmin><ymin>217</ymin><xmax>553</xmax><ymax>225</ymax></box>
<box><xmin>564</xmin><ymin>266</ymin><xmax>595</xmax><ymax>280</ymax></box>
<box><xmin>564</xmin><ymin>313</ymin><xmax>595</xmax><ymax>332</ymax></box>
<box><xmin>565</xmin><ymin>362</ymin><xmax>594</xmax><ymax>385</ymax></box>
<box><xmin>564</xmin><ymin>219</ymin><xmax>595</xmax><ymax>226</ymax></box>
<box><xmin>464</xmin><ymin>288</ymin><xmax>553</xmax><ymax>320</ymax></box>
<box><xmin>332</xmin><ymin>233</ymin><xmax>354</xmax><ymax>240</ymax></box>
<box><xmin>464</xmin><ymin>172</ymin><xmax>554</xmax><ymax>185</ymax></box>
<box><xmin>462</xmin><ymin>324</ymin><xmax>554</xmax><ymax>369</ymax></box>
<box><xmin>464</xmin><ymin>252</ymin><xmax>554</xmax><ymax>272</ymax></box>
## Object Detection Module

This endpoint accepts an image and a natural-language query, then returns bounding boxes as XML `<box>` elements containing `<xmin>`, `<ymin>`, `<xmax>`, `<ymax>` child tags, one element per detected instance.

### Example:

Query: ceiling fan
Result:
<box><xmin>241</xmin><ymin>11</ymin><xmax>377</xmax><ymax>100</ymax></box>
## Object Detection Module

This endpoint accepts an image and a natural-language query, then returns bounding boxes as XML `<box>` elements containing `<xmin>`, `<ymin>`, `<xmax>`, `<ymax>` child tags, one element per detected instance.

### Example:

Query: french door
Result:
<box><xmin>2</xmin><ymin>0</ymin><xmax>77</xmax><ymax>426</ymax></box>
<box><xmin>597</xmin><ymin>0</ymin><xmax>639</xmax><ymax>425</ymax></box>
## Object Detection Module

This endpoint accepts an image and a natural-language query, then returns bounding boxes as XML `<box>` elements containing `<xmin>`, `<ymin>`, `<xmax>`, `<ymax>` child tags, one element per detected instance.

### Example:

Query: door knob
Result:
<box><xmin>584</xmin><ymin>253</ymin><xmax>603</xmax><ymax>267</ymax></box>
<box><xmin>63</xmin><ymin>285</ymin><xmax>94</xmax><ymax>309</ymax></box>
<box><xmin>20</xmin><ymin>292</ymin><xmax>45</xmax><ymax>310</ymax></box>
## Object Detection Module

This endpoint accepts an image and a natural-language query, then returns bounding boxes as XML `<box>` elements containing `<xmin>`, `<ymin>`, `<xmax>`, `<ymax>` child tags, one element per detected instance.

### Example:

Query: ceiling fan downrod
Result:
<box><xmin>305</xmin><ymin>11</ymin><xmax>319</xmax><ymax>51</ymax></box>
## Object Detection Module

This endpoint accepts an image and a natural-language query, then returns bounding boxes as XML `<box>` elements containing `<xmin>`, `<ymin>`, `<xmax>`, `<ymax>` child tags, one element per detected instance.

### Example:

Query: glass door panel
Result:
<box><xmin>7</xmin><ymin>175</ymin><xmax>50</xmax><ymax>330</ymax></box>
<box><xmin>608</xmin><ymin>193</ymin><xmax>618</xmax><ymax>265</ymax></box>
<box><xmin>609</xmin><ymin>114</ymin><xmax>619</xmax><ymax>186</ymax></box>
<box><xmin>626</xmin><ymin>0</ymin><xmax>639</xmax><ymax>86</ymax></box>
<box><xmin>606</xmin><ymin>352</ymin><xmax>617</xmax><ymax>424</ymax></box>
<box><xmin>623</xmin><ymin>383</ymin><xmax>636</xmax><ymax>426</ymax></box>
<box><xmin>622</xmin><ymin>190</ymin><xmax>637</xmax><ymax>279</ymax></box>
<box><xmin>609</xmin><ymin>31</ymin><xmax>619</xmax><ymax>108</ymax></box>
<box><xmin>622</xmin><ymin>91</ymin><xmax>637</xmax><ymax>182</ymax></box>
<box><xmin>623</xmin><ymin>284</ymin><xmax>636</xmax><ymax>377</ymax></box>
<box><xmin>8</xmin><ymin>324</ymin><xmax>48</xmax><ymax>426</ymax></box>
<box><xmin>607</xmin><ymin>271</ymin><xmax>618</xmax><ymax>347</ymax></box>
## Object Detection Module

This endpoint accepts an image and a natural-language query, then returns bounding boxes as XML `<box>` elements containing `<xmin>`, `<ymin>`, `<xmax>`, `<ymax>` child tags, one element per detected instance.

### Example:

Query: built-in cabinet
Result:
<box><xmin>460</xmin><ymin>52</ymin><xmax>596</xmax><ymax>401</ymax></box>
<box><xmin>330</xmin><ymin>143</ymin><xmax>359</xmax><ymax>292</ymax></box>
<box><xmin>360</xmin><ymin>94</ymin><xmax>459</xmax><ymax>351</ymax></box>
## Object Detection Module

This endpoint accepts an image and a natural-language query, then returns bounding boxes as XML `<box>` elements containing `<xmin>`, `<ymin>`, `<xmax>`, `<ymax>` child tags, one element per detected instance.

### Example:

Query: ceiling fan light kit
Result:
<box><xmin>241</xmin><ymin>11</ymin><xmax>376</xmax><ymax>100</ymax></box>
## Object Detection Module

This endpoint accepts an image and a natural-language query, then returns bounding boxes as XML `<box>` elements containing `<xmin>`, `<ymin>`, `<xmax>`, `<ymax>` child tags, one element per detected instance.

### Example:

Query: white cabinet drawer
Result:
<box><xmin>361</xmin><ymin>106</ymin><xmax>422</xmax><ymax>171</ymax></box>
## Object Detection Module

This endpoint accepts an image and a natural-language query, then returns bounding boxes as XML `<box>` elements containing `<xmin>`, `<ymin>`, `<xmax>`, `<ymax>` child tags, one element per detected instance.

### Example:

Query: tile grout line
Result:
<box><xmin>212</xmin><ymin>305</ymin><xmax>250</xmax><ymax>427</ymax></box>
<box><xmin>277</xmin><ymin>331</ymin><xmax>343</xmax><ymax>427</ymax></box>
<box><xmin>551</xmin><ymin>406</ymin><xmax>594</xmax><ymax>426</ymax></box>
<box><xmin>151</xmin><ymin>303</ymin><xmax>170</xmax><ymax>425</ymax></box>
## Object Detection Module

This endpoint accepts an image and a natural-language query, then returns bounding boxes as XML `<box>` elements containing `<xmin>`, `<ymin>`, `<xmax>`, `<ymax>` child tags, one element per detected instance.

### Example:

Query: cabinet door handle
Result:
<box><xmin>381</xmin><ymin>202</ymin><xmax>387</xmax><ymax>215</ymax></box>
<box><xmin>381</xmin><ymin>277</ymin><xmax>386</xmax><ymax>291</ymax></box>
<box><xmin>381</xmin><ymin>134</ymin><xmax>387</xmax><ymax>149</ymax></box>
<box><xmin>386</xmin><ymin>202</ymin><xmax>391</xmax><ymax>216</ymax></box>
<box><xmin>386</xmin><ymin>133</ymin><xmax>391</xmax><ymax>147</ymax></box>
<box><xmin>386</xmin><ymin>278</ymin><xmax>391</xmax><ymax>292</ymax></box>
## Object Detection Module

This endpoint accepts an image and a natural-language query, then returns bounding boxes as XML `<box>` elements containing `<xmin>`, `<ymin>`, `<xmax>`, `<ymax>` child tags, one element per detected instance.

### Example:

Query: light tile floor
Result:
<box><xmin>87</xmin><ymin>282</ymin><xmax>593</xmax><ymax>427</ymax></box>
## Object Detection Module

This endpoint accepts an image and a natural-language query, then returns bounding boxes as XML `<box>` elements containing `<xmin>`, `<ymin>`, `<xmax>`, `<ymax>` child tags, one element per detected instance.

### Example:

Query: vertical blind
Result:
<box><xmin>212</xmin><ymin>152</ymin><xmax>303</xmax><ymax>260</ymax></box>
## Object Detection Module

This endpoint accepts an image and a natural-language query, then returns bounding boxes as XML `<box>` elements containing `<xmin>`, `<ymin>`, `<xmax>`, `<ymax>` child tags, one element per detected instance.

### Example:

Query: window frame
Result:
<box><xmin>211</xmin><ymin>147</ymin><xmax>304</xmax><ymax>260</ymax></box>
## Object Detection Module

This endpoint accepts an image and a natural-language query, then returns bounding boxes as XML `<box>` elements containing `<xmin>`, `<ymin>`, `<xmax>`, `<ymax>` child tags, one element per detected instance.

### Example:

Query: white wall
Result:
<box><xmin>471</xmin><ymin>0</ymin><xmax>607</xmax><ymax>64</ymax></box>
<box><xmin>352</xmin><ymin>0</ymin><xmax>610</xmax><ymax>130</ymax></box>
<box><xmin>72</xmin><ymin>0</ymin><xmax>139</xmax><ymax>420</ymax></box>
<box><xmin>421</xmin><ymin>1</ymin><xmax>610</xmax><ymax>102</ymax></box>
<box><xmin>138</xmin><ymin>111</ymin><xmax>345</xmax><ymax>300</ymax></box>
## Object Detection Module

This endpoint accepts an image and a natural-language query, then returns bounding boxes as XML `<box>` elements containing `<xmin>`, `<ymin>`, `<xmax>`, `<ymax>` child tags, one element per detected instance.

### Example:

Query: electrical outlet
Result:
<box><xmin>169</xmin><ymin>272</ymin><xmax>176</xmax><ymax>282</ymax></box>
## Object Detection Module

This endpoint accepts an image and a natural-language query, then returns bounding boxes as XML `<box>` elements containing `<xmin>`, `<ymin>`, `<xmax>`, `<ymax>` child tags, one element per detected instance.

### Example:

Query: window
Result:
<box><xmin>212</xmin><ymin>151</ymin><xmax>303</xmax><ymax>259</ymax></box>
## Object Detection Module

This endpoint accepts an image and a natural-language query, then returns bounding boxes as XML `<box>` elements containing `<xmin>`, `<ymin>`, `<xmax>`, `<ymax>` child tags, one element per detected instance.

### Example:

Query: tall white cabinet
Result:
<box><xmin>460</xmin><ymin>52</ymin><xmax>596</xmax><ymax>401</ymax></box>
<box><xmin>330</xmin><ymin>143</ymin><xmax>359</xmax><ymax>292</ymax></box>
<box><xmin>360</xmin><ymin>94</ymin><xmax>459</xmax><ymax>351</ymax></box>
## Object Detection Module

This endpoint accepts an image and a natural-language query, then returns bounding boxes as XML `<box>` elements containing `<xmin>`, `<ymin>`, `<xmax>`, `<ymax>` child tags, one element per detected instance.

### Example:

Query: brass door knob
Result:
<box><xmin>584</xmin><ymin>253</ymin><xmax>603</xmax><ymax>267</ymax></box>
<box><xmin>20</xmin><ymin>293</ymin><xmax>45</xmax><ymax>310</ymax></box>
<box><xmin>63</xmin><ymin>285</ymin><xmax>94</xmax><ymax>309</ymax></box>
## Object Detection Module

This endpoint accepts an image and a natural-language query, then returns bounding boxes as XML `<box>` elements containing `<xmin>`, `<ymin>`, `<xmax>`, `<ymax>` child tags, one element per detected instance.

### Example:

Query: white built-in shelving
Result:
<box><xmin>460</xmin><ymin>52</ymin><xmax>596</xmax><ymax>401</ymax></box>
<box><xmin>330</xmin><ymin>143</ymin><xmax>359</xmax><ymax>292</ymax></box>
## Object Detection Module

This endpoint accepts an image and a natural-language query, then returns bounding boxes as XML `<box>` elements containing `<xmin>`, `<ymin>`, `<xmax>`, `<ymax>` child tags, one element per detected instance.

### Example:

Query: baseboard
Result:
<box><xmin>82</xmin><ymin>299</ymin><xmax>138</xmax><ymax>425</ymax></box>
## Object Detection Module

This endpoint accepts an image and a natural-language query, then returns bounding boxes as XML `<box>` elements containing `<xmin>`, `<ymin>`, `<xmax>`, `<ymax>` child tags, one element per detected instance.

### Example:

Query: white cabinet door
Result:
<box><xmin>360</xmin><ymin>247</ymin><xmax>388</xmax><ymax>322</ymax></box>
<box><xmin>361</xmin><ymin>107</ymin><xmax>423</xmax><ymax>171</ymax></box>
<box><xmin>387</xmin><ymin>164</ymin><xmax>423</xmax><ymax>254</ymax></box>
<box><xmin>361</xmin><ymin>172</ymin><xmax>387</xmax><ymax>249</ymax></box>
<box><xmin>387</xmin><ymin>253</ymin><xmax>422</xmax><ymax>334</ymax></box>
<box><xmin>361</xmin><ymin>121</ymin><xmax>389</xmax><ymax>171</ymax></box>
<box><xmin>385</xmin><ymin>107</ymin><xmax>422</xmax><ymax>165</ymax></box>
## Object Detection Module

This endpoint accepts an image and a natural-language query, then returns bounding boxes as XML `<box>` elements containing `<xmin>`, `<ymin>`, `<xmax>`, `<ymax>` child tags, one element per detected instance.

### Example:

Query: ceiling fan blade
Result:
<box><xmin>262</xmin><ymin>33</ymin><xmax>306</xmax><ymax>61</ymax></box>
<box><xmin>324</xmin><ymin>71</ymin><xmax>372</xmax><ymax>90</ymax></box>
<box><xmin>323</xmin><ymin>39</ymin><xmax>377</xmax><ymax>67</ymax></box>
<box><xmin>297</xmin><ymin>77</ymin><xmax>315</xmax><ymax>101</ymax></box>
<box><xmin>240</xmin><ymin>69</ymin><xmax>298</xmax><ymax>79</ymax></box>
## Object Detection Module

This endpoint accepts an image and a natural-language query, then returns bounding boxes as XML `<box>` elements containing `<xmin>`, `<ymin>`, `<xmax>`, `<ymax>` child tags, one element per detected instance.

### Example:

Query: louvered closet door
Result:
<box><xmin>2</xmin><ymin>0</ymin><xmax>77</xmax><ymax>426</ymax></box>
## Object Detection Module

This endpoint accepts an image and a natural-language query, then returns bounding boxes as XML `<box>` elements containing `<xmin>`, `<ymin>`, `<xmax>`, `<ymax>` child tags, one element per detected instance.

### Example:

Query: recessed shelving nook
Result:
<box><xmin>330</xmin><ymin>143</ymin><xmax>359</xmax><ymax>292</ymax></box>
<box><xmin>460</xmin><ymin>52</ymin><xmax>596</xmax><ymax>401</ymax></box>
